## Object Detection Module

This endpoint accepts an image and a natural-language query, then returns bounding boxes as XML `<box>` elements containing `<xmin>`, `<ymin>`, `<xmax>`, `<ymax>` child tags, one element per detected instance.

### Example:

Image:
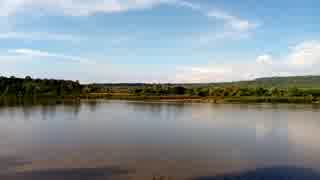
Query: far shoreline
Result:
<box><xmin>79</xmin><ymin>94</ymin><xmax>320</xmax><ymax>104</ymax></box>
<box><xmin>1</xmin><ymin>95</ymin><xmax>320</xmax><ymax>107</ymax></box>
<box><xmin>2</xmin><ymin>75</ymin><xmax>320</xmax><ymax>105</ymax></box>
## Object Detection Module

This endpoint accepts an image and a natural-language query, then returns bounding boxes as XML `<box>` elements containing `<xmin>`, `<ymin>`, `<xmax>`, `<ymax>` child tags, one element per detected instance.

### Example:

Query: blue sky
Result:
<box><xmin>0</xmin><ymin>0</ymin><xmax>320</xmax><ymax>83</ymax></box>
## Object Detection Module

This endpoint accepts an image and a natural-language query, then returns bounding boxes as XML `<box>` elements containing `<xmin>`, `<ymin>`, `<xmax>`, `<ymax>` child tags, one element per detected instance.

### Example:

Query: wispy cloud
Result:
<box><xmin>0</xmin><ymin>31</ymin><xmax>135</xmax><ymax>46</ymax></box>
<box><xmin>174</xmin><ymin>1</ymin><xmax>259</xmax><ymax>33</ymax></box>
<box><xmin>0</xmin><ymin>0</ymin><xmax>257</xmax><ymax>30</ymax></box>
<box><xmin>207</xmin><ymin>9</ymin><xmax>258</xmax><ymax>32</ymax></box>
<box><xmin>0</xmin><ymin>48</ymin><xmax>114</xmax><ymax>83</ymax></box>
<box><xmin>0</xmin><ymin>0</ymin><xmax>258</xmax><ymax>42</ymax></box>
<box><xmin>0</xmin><ymin>0</ymin><xmax>171</xmax><ymax>16</ymax></box>
<box><xmin>197</xmin><ymin>31</ymin><xmax>250</xmax><ymax>44</ymax></box>
<box><xmin>8</xmin><ymin>48</ymin><xmax>92</xmax><ymax>64</ymax></box>
<box><xmin>3</xmin><ymin>40</ymin><xmax>320</xmax><ymax>83</ymax></box>
<box><xmin>174</xmin><ymin>1</ymin><xmax>259</xmax><ymax>42</ymax></box>
<box><xmin>0</xmin><ymin>48</ymin><xmax>173</xmax><ymax>83</ymax></box>
<box><xmin>172</xmin><ymin>0</ymin><xmax>201</xmax><ymax>10</ymax></box>
<box><xmin>0</xmin><ymin>31</ymin><xmax>84</xmax><ymax>41</ymax></box>
<box><xmin>175</xmin><ymin>40</ymin><xmax>320</xmax><ymax>83</ymax></box>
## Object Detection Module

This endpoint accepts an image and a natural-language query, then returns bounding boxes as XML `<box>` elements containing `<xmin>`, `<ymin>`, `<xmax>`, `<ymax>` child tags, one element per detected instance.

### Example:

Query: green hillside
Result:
<box><xmin>212</xmin><ymin>76</ymin><xmax>320</xmax><ymax>89</ymax></box>
<box><xmin>89</xmin><ymin>76</ymin><xmax>320</xmax><ymax>89</ymax></box>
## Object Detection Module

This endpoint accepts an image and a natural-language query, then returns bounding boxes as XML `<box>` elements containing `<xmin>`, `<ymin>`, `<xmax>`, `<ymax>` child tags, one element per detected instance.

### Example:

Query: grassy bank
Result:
<box><xmin>79</xmin><ymin>93</ymin><xmax>320</xmax><ymax>104</ymax></box>
<box><xmin>1</xmin><ymin>93</ymin><xmax>320</xmax><ymax>105</ymax></box>
<box><xmin>2</xmin><ymin>75</ymin><xmax>320</xmax><ymax>104</ymax></box>
<box><xmin>224</xmin><ymin>96</ymin><xmax>319</xmax><ymax>104</ymax></box>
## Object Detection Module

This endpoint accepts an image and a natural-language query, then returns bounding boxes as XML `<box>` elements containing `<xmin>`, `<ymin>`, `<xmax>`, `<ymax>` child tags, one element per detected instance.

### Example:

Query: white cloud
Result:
<box><xmin>8</xmin><ymin>48</ymin><xmax>92</xmax><ymax>64</ymax></box>
<box><xmin>0</xmin><ymin>31</ymin><xmax>135</xmax><ymax>45</ymax></box>
<box><xmin>176</xmin><ymin>65</ymin><xmax>235</xmax><ymax>82</ymax></box>
<box><xmin>0</xmin><ymin>31</ymin><xmax>83</xmax><ymax>41</ymax></box>
<box><xmin>0</xmin><ymin>48</ymin><xmax>111</xmax><ymax>83</ymax></box>
<box><xmin>0</xmin><ymin>49</ymin><xmax>174</xmax><ymax>83</ymax></box>
<box><xmin>0</xmin><ymin>0</ymin><xmax>173</xmax><ymax>16</ymax></box>
<box><xmin>256</xmin><ymin>54</ymin><xmax>273</xmax><ymax>65</ymax></box>
<box><xmin>286</xmin><ymin>40</ymin><xmax>320</xmax><ymax>67</ymax></box>
<box><xmin>172</xmin><ymin>0</ymin><xmax>201</xmax><ymax>10</ymax></box>
<box><xmin>0</xmin><ymin>0</ymin><xmax>258</xmax><ymax>43</ymax></box>
<box><xmin>207</xmin><ymin>10</ymin><xmax>258</xmax><ymax>32</ymax></box>
<box><xmin>0</xmin><ymin>0</ymin><xmax>257</xmax><ymax>33</ymax></box>
<box><xmin>10</xmin><ymin>48</ymin><xmax>51</xmax><ymax>57</ymax></box>
<box><xmin>182</xmin><ymin>5</ymin><xmax>259</xmax><ymax>43</ymax></box>
<box><xmin>0</xmin><ymin>0</ymin><xmax>23</xmax><ymax>16</ymax></box>
<box><xmin>3</xmin><ymin>40</ymin><xmax>320</xmax><ymax>83</ymax></box>
<box><xmin>0</xmin><ymin>0</ymin><xmax>204</xmax><ymax>16</ymax></box>
<box><xmin>198</xmin><ymin>31</ymin><xmax>250</xmax><ymax>44</ymax></box>
<box><xmin>175</xmin><ymin>40</ymin><xmax>320</xmax><ymax>83</ymax></box>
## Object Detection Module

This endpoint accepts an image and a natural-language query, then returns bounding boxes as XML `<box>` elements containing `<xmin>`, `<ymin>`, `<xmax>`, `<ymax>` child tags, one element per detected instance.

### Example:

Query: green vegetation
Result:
<box><xmin>211</xmin><ymin>76</ymin><xmax>320</xmax><ymax>88</ymax></box>
<box><xmin>85</xmin><ymin>76</ymin><xmax>320</xmax><ymax>103</ymax></box>
<box><xmin>1</xmin><ymin>75</ymin><xmax>320</xmax><ymax>103</ymax></box>
<box><xmin>0</xmin><ymin>76</ymin><xmax>82</xmax><ymax>98</ymax></box>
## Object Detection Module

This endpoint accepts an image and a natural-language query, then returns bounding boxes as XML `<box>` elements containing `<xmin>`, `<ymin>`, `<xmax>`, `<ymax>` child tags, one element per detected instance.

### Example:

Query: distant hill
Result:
<box><xmin>212</xmin><ymin>76</ymin><xmax>320</xmax><ymax>89</ymax></box>
<box><xmin>90</xmin><ymin>75</ymin><xmax>320</xmax><ymax>89</ymax></box>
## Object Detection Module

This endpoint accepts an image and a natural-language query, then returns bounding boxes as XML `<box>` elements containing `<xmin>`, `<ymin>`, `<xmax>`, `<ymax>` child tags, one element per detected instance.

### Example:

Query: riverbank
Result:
<box><xmin>2</xmin><ymin>75</ymin><xmax>320</xmax><ymax>105</ymax></box>
<box><xmin>80</xmin><ymin>93</ymin><xmax>320</xmax><ymax>104</ymax></box>
<box><xmin>1</xmin><ymin>93</ymin><xmax>320</xmax><ymax>106</ymax></box>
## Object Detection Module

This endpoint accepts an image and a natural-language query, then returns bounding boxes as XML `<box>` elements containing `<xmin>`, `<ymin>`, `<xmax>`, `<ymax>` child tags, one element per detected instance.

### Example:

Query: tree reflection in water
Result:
<box><xmin>195</xmin><ymin>166</ymin><xmax>320</xmax><ymax>180</ymax></box>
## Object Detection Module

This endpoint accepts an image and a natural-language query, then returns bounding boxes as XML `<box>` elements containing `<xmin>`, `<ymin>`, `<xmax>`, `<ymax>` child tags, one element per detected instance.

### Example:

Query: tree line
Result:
<box><xmin>0</xmin><ymin>76</ymin><xmax>82</xmax><ymax>98</ymax></box>
<box><xmin>130</xmin><ymin>85</ymin><xmax>320</xmax><ymax>98</ymax></box>
<box><xmin>2</xmin><ymin>75</ymin><xmax>320</xmax><ymax>102</ymax></box>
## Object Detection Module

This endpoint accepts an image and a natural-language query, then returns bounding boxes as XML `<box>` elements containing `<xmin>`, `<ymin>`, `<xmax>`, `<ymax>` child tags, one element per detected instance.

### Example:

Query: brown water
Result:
<box><xmin>1</xmin><ymin>100</ymin><xmax>320</xmax><ymax>179</ymax></box>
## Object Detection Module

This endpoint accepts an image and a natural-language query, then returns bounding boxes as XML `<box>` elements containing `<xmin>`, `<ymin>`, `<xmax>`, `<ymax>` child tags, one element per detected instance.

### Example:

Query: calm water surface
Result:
<box><xmin>1</xmin><ymin>100</ymin><xmax>320</xmax><ymax>179</ymax></box>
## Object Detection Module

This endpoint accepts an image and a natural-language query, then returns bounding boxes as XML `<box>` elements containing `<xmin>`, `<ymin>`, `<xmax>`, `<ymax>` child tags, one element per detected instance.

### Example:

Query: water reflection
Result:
<box><xmin>195</xmin><ymin>166</ymin><xmax>320</xmax><ymax>180</ymax></box>
<box><xmin>0</xmin><ymin>98</ymin><xmax>101</xmax><ymax>120</ymax></box>
<box><xmin>0</xmin><ymin>166</ymin><xmax>130</xmax><ymax>180</ymax></box>
<box><xmin>125</xmin><ymin>101</ymin><xmax>187</xmax><ymax>118</ymax></box>
<box><xmin>0</xmin><ymin>157</ymin><xmax>31</xmax><ymax>173</ymax></box>
<box><xmin>40</xmin><ymin>105</ymin><xmax>57</xmax><ymax>121</ymax></box>
<box><xmin>81</xmin><ymin>100</ymin><xmax>107</xmax><ymax>113</ymax></box>
<box><xmin>0</xmin><ymin>97</ymin><xmax>62</xmax><ymax>107</ymax></box>
<box><xmin>0</xmin><ymin>100</ymin><xmax>320</xmax><ymax>179</ymax></box>
<box><xmin>22</xmin><ymin>106</ymin><xmax>33</xmax><ymax>121</ymax></box>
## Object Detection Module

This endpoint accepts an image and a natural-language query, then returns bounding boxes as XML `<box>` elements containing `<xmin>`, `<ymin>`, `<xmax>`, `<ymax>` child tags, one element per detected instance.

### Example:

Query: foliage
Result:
<box><xmin>2</xmin><ymin>75</ymin><xmax>320</xmax><ymax>103</ymax></box>
<box><xmin>0</xmin><ymin>76</ymin><xmax>82</xmax><ymax>98</ymax></box>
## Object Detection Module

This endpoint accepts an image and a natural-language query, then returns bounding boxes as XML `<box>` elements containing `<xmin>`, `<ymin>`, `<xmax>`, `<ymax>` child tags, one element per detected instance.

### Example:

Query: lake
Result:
<box><xmin>1</xmin><ymin>100</ymin><xmax>320</xmax><ymax>180</ymax></box>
